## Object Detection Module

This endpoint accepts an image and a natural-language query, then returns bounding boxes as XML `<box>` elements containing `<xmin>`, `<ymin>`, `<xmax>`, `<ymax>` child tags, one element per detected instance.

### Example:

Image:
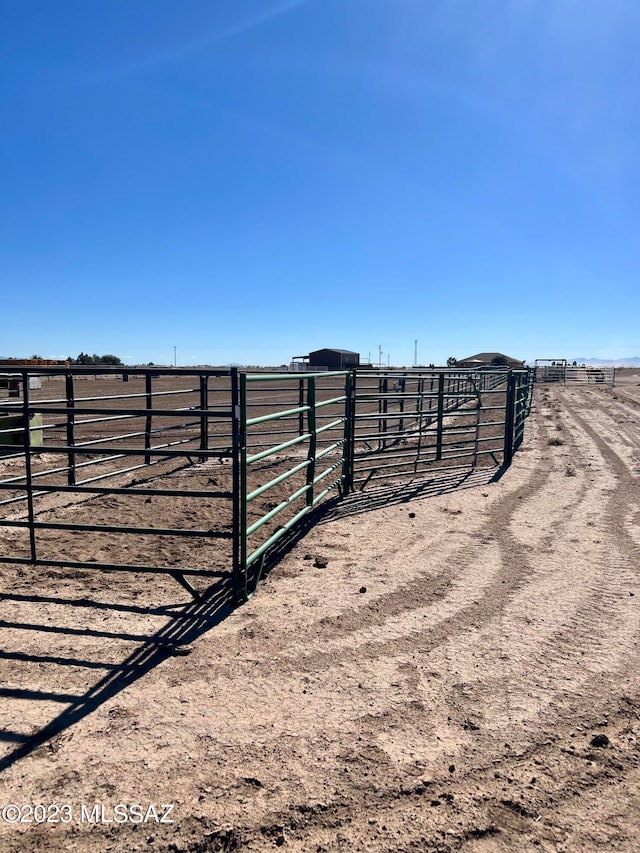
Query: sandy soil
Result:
<box><xmin>1</xmin><ymin>373</ymin><xmax>639</xmax><ymax>851</ymax></box>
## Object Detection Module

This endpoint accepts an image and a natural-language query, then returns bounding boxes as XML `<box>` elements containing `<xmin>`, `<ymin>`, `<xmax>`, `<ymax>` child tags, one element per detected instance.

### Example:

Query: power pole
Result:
<box><xmin>414</xmin><ymin>339</ymin><xmax>418</xmax><ymax>368</ymax></box>
<box><xmin>174</xmin><ymin>346</ymin><xmax>177</xmax><ymax>367</ymax></box>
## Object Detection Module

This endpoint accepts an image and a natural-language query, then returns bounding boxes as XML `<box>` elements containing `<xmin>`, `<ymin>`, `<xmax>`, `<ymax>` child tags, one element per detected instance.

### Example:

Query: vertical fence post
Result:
<box><xmin>199</xmin><ymin>375</ymin><xmax>209</xmax><ymax>452</ymax></box>
<box><xmin>382</xmin><ymin>376</ymin><xmax>388</xmax><ymax>448</ymax></box>
<box><xmin>503</xmin><ymin>370</ymin><xmax>516</xmax><ymax>467</ymax></box>
<box><xmin>231</xmin><ymin>368</ymin><xmax>249</xmax><ymax>602</ymax></box>
<box><xmin>377</xmin><ymin>376</ymin><xmax>384</xmax><ymax>450</ymax></box>
<box><xmin>239</xmin><ymin>371</ymin><xmax>249</xmax><ymax>600</ymax></box>
<box><xmin>514</xmin><ymin>372</ymin><xmax>529</xmax><ymax>451</ymax></box>
<box><xmin>298</xmin><ymin>378</ymin><xmax>305</xmax><ymax>437</ymax></box>
<box><xmin>415</xmin><ymin>377</ymin><xmax>425</xmax><ymax>471</ymax></box>
<box><xmin>342</xmin><ymin>370</ymin><xmax>355</xmax><ymax>495</ymax></box>
<box><xmin>526</xmin><ymin>368</ymin><xmax>535</xmax><ymax>415</ymax></box>
<box><xmin>65</xmin><ymin>373</ymin><xmax>76</xmax><ymax>486</ymax></box>
<box><xmin>23</xmin><ymin>371</ymin><xmax>37</xmax><ymax>562</ymax></box>
<box><xmin>306</xmin><ymin>376</ymin><xmax>316</xmax><ymax>508</ymax></box>
<box><xmin>472</xmin><ymin>376</ymin><xmax>481</xmax><ymax>468</ymax></box>
<box><xmin>435</xmin><ymin>372</ymin><xmax>445</xmax><ymax>461</ymax></box>
<box><xmin>144</xmin><ymin>374</ymin><xmax>152</xmax><ymax>466</ymax></box>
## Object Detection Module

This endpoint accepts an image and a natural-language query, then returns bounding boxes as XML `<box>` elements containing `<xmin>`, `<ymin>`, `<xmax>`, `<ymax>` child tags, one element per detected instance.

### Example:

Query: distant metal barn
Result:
<box><xmin>309</xmin><ymin>349</ymin><xmax>360</xmax><ymax>371</ymax></box>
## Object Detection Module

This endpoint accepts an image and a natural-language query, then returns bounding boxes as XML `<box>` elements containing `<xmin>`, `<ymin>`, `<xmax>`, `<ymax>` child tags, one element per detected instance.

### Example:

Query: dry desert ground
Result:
<box><xmin>0</xmin><ymin>371</ymin><xmax>639</xmax><ymax>852</ymax></box>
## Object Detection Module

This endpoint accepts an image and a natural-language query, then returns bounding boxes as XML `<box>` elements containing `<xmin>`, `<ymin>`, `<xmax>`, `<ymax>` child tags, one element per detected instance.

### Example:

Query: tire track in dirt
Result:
<box><xmin>175</xmin><ymin>692</ymin><xmax>640</xmax><ymax>853</ymax></box>
<box><xmin>437</xmin><ymin>388</ymin><xmax>640</xmax><ymax>727</ymax></box>
<box><xmin>126</xmin><ymin>411</ymin><xmax>560</xmax><ymax>762</ymax></box>
<box><xmin>563</xmin><ymin>387</ymin><xmax>640</xmax><ymax>474</ymax></box>
<box><xmin>268</xmin><ymin>393</ymin><xmax>610</xmax><ymax>679</ymax></box>
<box><xmin>188</xmin><ymin>401</ymin><xmax>612</xmax><ymax>756</ymax></box>
<box><xmin>607</xmin><ymin>384</ymin><xmax>640</xmax><ymax>410</ymax></box>
<box><xmin>196</xmin><ymin>391</ymin><xmax>636</xmax><ymax>750</ymax></box>
<box><xmin>249</xmin><ymin>416</ymin><xmax>549</xmax><ymax>650</ymax></box>
<box><xmin>240</xmin><ymin>384</ymin><xmax>640</xmax><ymax>848</ymax></box>
<box><xmin>562</xmin><ymin>391</ymin><xmax>640</xmax><ymax>555</ymax></box>
<box><xmin>380</xmin><ymin>395</ymin><xmax>638</xmax><ymax>788</ymax></box>
<box><xmin>237</xmin><ymin>419</ymin><xmax>557</xmax><ymax>672</ymax></box>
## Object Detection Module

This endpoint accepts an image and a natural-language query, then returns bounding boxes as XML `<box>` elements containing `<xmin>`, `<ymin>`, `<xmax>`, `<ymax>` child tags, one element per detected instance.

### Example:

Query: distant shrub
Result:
<box><xmin>71</xmin><ymin>352</ymin><xmax>123</xmax><ymax>365</ymax></box>
<box><xmin>548</xmin><ymin>436</ymin><xmax>564</xmax><ymax>446</ymax></box>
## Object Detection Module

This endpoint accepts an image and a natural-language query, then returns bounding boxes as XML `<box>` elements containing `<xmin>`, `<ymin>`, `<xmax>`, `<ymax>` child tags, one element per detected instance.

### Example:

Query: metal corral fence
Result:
<box><xmin>350</xmin><ymin>368</ymin><xmax>524</xmax><ymax>489</ymax></box>
<box><xmin>0</xmin><ymin>367</ymin><xmax>237</xmax><ymax>599</ymax></box>
<box><xmin>534</xmin><ymin>362</ymin><xmax>615</xmax><ymax>385</ymax></box>
<box><xmin>0</xmin><ymin>365</ymin><xmax>533</xmax><ymax>602</ymax></box>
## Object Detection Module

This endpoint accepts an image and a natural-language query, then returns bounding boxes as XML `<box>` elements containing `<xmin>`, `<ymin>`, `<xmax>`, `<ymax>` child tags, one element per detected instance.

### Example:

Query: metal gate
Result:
<box><xmin>233</xmin><ymin>371</ymin><xmax>352</xmax><ymax>601</ymax></box>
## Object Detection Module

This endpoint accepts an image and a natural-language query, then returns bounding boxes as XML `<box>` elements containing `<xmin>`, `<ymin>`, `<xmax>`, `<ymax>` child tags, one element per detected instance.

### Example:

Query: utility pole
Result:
<box><xmin>174</xmin><ymin>346</ymin><xmax>177</xmax><ymax>367</ymax></box>
<box><xmin>378</xmin><ymin>345</ymin><xmax>382</xmax><ymax>368</ymax></box>
<box><xmin>414</xmin><ymin>339</ymin><xmax>418</xmax><ymax>368</ymax></box>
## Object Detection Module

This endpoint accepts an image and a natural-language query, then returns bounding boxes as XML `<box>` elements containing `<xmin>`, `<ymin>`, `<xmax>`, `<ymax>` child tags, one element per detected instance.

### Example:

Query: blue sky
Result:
<box><xmin>2</xmin><ymin>0</ymin><xmax>639</xmax><ymax>366</ymax></box>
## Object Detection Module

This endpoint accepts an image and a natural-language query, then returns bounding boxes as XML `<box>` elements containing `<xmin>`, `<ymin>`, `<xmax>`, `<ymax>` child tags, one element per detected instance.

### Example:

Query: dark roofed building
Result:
<box><xmin>457</xmin><ymin>352</ymin><xmax>524</xmax><ymax>368</ymax></box>
<box><xmin>290</xmin><ymin>348</ymin><xmax>360</xmax><ymax>372</ymax></box>
<box><xmin>307</xmin><ymin>349</ymin><xmax>360</xmax><ymax>370</ymax></box>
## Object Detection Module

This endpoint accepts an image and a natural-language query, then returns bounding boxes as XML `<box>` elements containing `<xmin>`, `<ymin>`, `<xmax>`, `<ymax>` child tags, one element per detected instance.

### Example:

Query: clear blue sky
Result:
<box><xmin>2</xmin><ymin>0</ymin><xmax>638</xmax><ymax>366</ymax></box>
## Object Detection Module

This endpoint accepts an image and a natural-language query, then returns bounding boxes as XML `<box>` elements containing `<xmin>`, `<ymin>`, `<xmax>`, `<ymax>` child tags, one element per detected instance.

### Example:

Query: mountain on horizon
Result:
<box><xmin>570</xmin><ymin>357</ymin><xmax>640</xmax><ymax>367</ymax></box>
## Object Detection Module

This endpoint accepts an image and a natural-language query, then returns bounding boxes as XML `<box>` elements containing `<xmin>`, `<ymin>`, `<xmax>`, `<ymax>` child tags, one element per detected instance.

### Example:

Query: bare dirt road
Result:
<box><xmin>1</xmin><ymin>374</ymin><xmax>639</xmax><ymax>852</ymax></box>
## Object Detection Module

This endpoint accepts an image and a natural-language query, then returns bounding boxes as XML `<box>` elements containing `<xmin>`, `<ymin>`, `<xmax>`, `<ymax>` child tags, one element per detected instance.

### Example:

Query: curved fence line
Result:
<box><xmin>0</xmin><ymin>366</ymin><xmax>534</xmax><ymax>602</ymax></box>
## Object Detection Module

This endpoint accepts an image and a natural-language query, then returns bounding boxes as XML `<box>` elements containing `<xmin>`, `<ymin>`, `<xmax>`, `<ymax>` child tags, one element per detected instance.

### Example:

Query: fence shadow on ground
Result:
<box><xmin>0</xmin><ymin>578</ymin><xmax>236</xmax><ymax>772</ymax></box>
<box><xmin>250</xmin><ymin>462</ymin><xmax>511</xmax><ymax>589</ymax></box>
<box><xmin>0</xmin><ymin>461</ymin><xmax>513</xmax><ymax>772</ymax></box>
<box><xmin>315</xmin><ymin>464</ymin><xmax>505</xmax><ymax>524</ymax></box>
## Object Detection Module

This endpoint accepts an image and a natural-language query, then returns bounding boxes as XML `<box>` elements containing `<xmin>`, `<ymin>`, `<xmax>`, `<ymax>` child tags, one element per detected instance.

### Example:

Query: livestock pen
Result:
<box><xmin>0</xmin><ymin>365</ymin><xmax>533</xmax><ymax>602</ymax></box>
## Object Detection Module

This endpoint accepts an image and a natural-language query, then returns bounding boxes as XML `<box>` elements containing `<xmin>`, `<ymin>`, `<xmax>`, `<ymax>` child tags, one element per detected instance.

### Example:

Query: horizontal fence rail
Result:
<box><xmin>0</xmin><ymin>365</ymin><xmax>535</xmax><ymax>602</ymax></box>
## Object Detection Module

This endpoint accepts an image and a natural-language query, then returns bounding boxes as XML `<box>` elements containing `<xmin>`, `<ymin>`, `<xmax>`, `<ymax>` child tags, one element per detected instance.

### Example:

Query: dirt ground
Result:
<box><xmin>1</xmin><ymin>372</ymin><xmax>640</xmax><ymax>851</ymax></box>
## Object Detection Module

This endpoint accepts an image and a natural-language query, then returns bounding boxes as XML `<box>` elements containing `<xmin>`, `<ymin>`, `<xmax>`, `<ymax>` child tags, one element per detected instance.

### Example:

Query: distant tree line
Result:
<box><xmin>68</xmin><ymin>352</ymin><xmax>123</xmax><ymax>365</ymax></box>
